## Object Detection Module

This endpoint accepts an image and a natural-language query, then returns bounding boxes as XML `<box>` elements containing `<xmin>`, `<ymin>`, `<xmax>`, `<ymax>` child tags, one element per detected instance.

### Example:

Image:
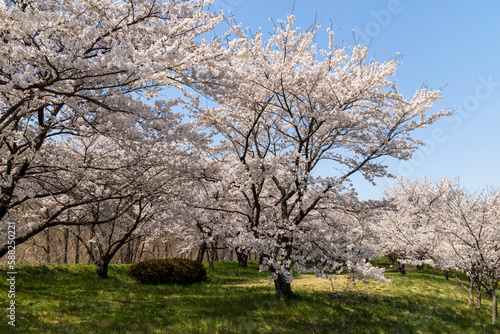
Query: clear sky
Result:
<box><xmin>210</xmin><ymin>0</ymin><xmax>500</xmax><ymax>200</ymax></box>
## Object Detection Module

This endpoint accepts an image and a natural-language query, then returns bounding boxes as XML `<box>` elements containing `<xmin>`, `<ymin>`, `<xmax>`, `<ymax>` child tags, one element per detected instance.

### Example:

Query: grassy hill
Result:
<box><xmin>0</xmin><ymin>260</ymin><xmax>498</xmax><ymax>333</ymax></box>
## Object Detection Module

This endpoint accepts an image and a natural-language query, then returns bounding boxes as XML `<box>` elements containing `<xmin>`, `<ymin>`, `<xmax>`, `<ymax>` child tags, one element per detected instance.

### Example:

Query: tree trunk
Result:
<box><xmin>74</xmin><ymin>226</ymin><xmax>81</xmax><ymax>264</ymax></box>
<box><xmin>398</xmin><ymin>263</ymin><xmax>406</xmax><ymax>275</ymax></box>
<box><xmin>44</xmin><ymin>228</ymin><xmax>51</xmax><ymax>264</ymax></box>
<box><xmin>96</xmin><ymin>261</ymin><xmax>110</xmax><ymax>279</ymax></box>
<box><xmin>208</xmin><ymin>250</ymin><xmax>215</xmax><ymax>271</ymax></box>
<box><xmin>237</xmin><ymin>252</ymin><xmax>248</xmax><ymax>268</ymax></box>
<box><xmin>274</xmin><ymin>273</ymin><xmax>293</xmax><ymax>300</ymax></box>
<box><xmin>444</xmin><ymin>270</ymin><xmax>449</xmax><ymax>280</ymax></box>
<box><xmin>122</xmin><ymin>242</ymin><xmax>132</xmax><ymax>264</ymax></box>
<box><xmin>152</xmin><ymin>240</ymin><xmax>158</xmax><ymax>259</ymax></box>
<box><xmin>164</xmin><ymin>241</ymin><xmax>169</xmax><ymax>259</ymax></box>
<box><xmin>476</xmin><ymin>273</ymin><xmax>482</xmax><ymax>309</ymax></box>
<box><xmin>196</xmin><ymin>242</ymin><xmax>207</xmax><ymax>263</ymax></box>
<box><xmin>468</xmin><ymin>276</ymin><xmax>475</xmax><ymax>307</ymax></box>
<box><xmin>492</xmin><ymin>292</ymin><xmax>498</xmax><ymax>326</ymax></box>
<box><xmin>63</xmin><ymin>228</ymin><xmax>69</xmax><ymax>264</ymax></box>
<box><xmin>236</xmin><ymin>247</ymin><xmax>248</xmax><ymax>268</ymax></box>
<box><xmin>137</xmin><ymin>241</ymin><xmax>145</xmax><ymax>262</ymax></box>
<box><xmin>207</xmin><ymin>242</ymin><xmax>216</xmax><ymax>271</ymax></box>
<box><xmin>213</xmin><ymin>242</ymin><xmax>219</xmax><ymax>262</ymax></box>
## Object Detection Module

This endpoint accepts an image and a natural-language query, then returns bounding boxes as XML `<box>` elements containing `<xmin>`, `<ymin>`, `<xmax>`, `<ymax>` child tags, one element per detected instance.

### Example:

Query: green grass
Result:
<box><xmin>0</xmin><ymin>260</ymin><xmax>498</xmax><ymax>333</ymax></box>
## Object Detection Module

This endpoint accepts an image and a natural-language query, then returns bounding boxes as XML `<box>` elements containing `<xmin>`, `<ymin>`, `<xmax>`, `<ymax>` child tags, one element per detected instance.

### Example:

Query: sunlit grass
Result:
<box><xmin>0</xmin><ymin>260</ymin><xmax>498</xmax><ymax>333</ymax></box>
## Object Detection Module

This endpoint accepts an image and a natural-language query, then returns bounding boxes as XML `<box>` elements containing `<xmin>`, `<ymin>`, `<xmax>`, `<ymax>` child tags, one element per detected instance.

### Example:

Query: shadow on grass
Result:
<box><xmin>0</xmin><ymin>262</ymin><xmax>497</xmax><ymax>334</ymax></box>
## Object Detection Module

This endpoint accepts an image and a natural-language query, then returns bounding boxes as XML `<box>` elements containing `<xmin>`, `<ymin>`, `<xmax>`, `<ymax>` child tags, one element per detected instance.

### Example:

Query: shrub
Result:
<box><xmin>128</xmin><ymin>258</ymin><xmax>207</xmax><ymax>285</ymax></box>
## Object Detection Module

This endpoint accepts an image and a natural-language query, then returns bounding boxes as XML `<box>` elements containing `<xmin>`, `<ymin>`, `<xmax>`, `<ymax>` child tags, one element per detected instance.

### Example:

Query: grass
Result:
<box><xmin>0</xmin><ymin>259</ymin><xmax>498</xmax><ymax>333</ymax></box>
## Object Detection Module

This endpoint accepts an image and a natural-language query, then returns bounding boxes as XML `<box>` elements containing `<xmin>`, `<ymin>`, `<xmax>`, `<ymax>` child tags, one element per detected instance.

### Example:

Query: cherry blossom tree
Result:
<box><xmin>192</xmin><ymin>16</ymin><xmax>449</xmax><ymax>299</ymax></box>
<box><xmin>0</xmin><ymin>131</ymin><xmax>200</xmax><ymax>276</ymax></box>
<box><xmin>369</xmin><ymin>178</ymin><xmax>455</xmax><ymax>275</ymax></box>
<box><xmin>0</xmin><ymin>105</ymin><xmax>206</xmax><ymax>259</ymax></box>
<box><xmin>434</xmin><ymin>188</ymin><xmax>500</xmax><ymax>325</ymax></box>
<box><xmin>376</xmin><ymin>178</ymin><xmax>500</xmax><ymax>325</ymax></box>
<box><xmin>61</xmin><ymin>135</ymin><xmax>192</xmax><ymax>278</ymax></box>
<box><xmin>165</xmin><ymin>156</ymin><xmax>250</xmax><ymax>268</ymax></box>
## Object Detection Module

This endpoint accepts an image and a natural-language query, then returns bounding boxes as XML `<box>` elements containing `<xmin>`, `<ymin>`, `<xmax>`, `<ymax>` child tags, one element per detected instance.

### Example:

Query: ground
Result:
<box><xmin>0</xmin><ymin>259</ymin><xmax>498</xmax><ymax>333</ymax></box>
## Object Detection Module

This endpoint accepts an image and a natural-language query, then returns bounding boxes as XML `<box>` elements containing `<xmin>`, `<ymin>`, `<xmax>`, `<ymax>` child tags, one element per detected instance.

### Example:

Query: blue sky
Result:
<box><xmin>210</xmin><ymin>0</ymin><xmax>500</xmax><ymax>200</ymax></box>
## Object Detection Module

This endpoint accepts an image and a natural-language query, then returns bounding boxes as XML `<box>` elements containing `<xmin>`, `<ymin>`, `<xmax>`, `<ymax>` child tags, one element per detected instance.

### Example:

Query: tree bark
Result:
<box><xmin>237</xmin><ymin>252</ymin><xmax>248</xmax><ymax>268</ymax></box>
<box><xmin>122</xmin><ymin>242</ymin><xmax>132</xmax><ymax>264</ymax></box>
<box><xmin>398</xmin><ymin>263</ymin><xmax>406</xmax><ymax>275</ymax></box>
<box><xmin>44</xmin><ymin>228</ymin><xmax>51</xmax><ymax>264</ymax></box>
<box><xmin>96</xmin><ymin>261</ymin><xmax>109</xmax><ymax>279</ymax></box>
<box><xmin>196</xmin><ymin>242</ymin><xmax>207</xmax><ymax>263</ymax></box>
<box><xmin>484</xmin><ymin>277</ymin><xmax>499</xmax><ymax>326</ymax></box>
<box><xmin>164</xmin><ymin>241</ymin><xmax>169</xmax><ymax>259</ymax></box>
<box><xmin>476</xmin><ymin>273</ymin><xmax>482</xmax><ymax>309</ymax></box>
<box><xmin>236</xmin><ymin>247</ymin><xmax>248</xmax><ymax>268</ymax></box>
<box><xmin>137</xmin><ymin>241</ymin><xmax>145</xmax><ymax>262</ymax></box>
<box><xmin>492</xmin><ymin>292</ymin><xmax>498</xmax><ymax>326</ymax></box>
<box><xmin>63</xmin><ymin>228</ymin><xmax>69</xmax><ymax>264</ymax></box>
<box><xmin>274</xmin><ymin>273</ymin><xmax>293</xmax><ymax>300</ymax></box>
<box><xmin>468</xmin><ymin>276</ymin><xmax>475</xmax><ymax>307</ymax></box>
<box><xmin>74</xmin><ymin>225</ymin><xmax>81</xmax><ymax>264</ymax></box>
<box><xmin>208</xmin><ymin>249</ymin><xmax>215</xmax><ymax>271</ymax></box>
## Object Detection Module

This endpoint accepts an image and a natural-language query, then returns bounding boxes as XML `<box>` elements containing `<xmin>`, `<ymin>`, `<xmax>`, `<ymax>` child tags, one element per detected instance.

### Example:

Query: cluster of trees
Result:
<box><xmin>0</xmin><ymin>0</ymin><xmax>222</xmax><ymax>276</ymax></box>
<box><xmin>369</xmin><ymin>179</ymin><xmax>500</xmax><ymax>325</ymax></box>
<box><xmin>1</xmin><ymin>1</ymin><xmax>496</xmax><ymax>324</ymax></box>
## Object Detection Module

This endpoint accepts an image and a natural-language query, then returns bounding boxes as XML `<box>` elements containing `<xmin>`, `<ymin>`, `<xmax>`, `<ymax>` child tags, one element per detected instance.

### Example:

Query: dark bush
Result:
<box><xmin>128</xmin><ymin>258</ymin><xmax>207</xmax><ymax>285</ymax></box>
